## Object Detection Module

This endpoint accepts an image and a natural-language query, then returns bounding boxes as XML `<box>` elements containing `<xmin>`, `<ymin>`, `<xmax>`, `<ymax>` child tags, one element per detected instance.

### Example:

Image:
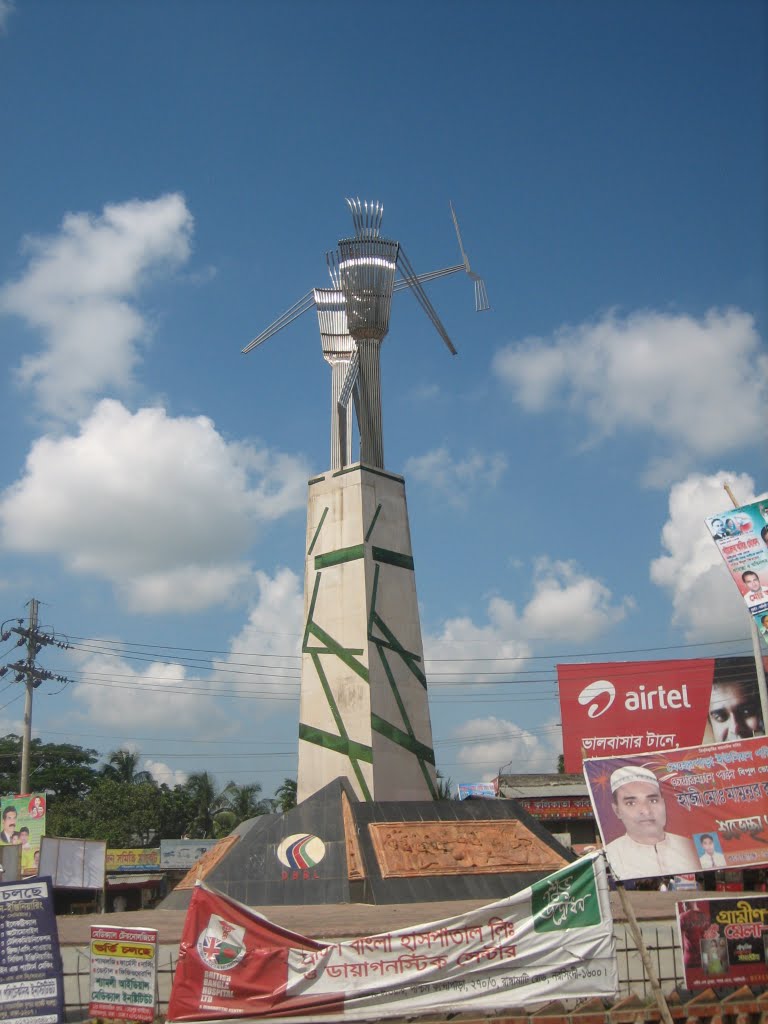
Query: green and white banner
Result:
<box><xmin>168</xmin><ymin>852</ymin><xmax>617</xmax><ymax>1022</ymax></box>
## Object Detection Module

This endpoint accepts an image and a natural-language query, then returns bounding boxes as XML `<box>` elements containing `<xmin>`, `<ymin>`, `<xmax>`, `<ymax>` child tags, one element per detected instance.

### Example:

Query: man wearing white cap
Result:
<box><xmin>604</xmin><ymin>765</ymin><xmax>700</xmax><ymax>879</ymax></box>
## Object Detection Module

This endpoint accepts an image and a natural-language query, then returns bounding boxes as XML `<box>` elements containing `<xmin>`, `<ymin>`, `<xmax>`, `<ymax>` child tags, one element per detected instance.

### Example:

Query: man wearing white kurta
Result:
<box><xmin>604</xmin><ymin>766</ymin><xmax>700</xmax><ymax>880</ymax></box>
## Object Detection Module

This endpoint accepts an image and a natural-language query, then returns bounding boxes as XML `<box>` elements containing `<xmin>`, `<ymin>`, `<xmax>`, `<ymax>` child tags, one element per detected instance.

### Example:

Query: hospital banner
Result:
<box><xmin>0</xmin><ymin>792</ymin><xmax>47</xmax><ymax>876</ymax></box>
<box><xmin>167</xmin><ymin>854</ymin><xmax>617</xmax><ymax>1023</ymax></box>
<box><xmin>584</xmin><ymin>736</ymin><xmax>768</xmax><ymax>882</ymax></box>
<box><xmin>676</xmin><ymin>895</ymin><xmax>768</xmax><ymax>991</ymax></box>
<box><xmin>558</xmin><ymin>656</ymin><xmax>767</xmax><ymax>771</ymax></box>
<box><xmin>706</xmin><ymin>499</ymin><xmax>768</xmax><ymax>645</ymax></box>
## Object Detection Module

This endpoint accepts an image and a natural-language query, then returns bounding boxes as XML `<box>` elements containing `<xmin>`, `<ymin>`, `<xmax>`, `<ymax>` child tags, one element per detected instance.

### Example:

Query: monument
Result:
<box><xmin>162</xmin><ymin>201</ymin><xmax>571</xmax><ymax>909</ymax></box>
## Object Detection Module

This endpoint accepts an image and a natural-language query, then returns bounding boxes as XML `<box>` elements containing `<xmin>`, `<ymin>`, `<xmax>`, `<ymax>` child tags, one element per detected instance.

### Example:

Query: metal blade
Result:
<box><xmin>449</xmin><ymin>200</ymin><xmax>471</xmax><ymax>273</ymax></box>
<box><xmin>242</xmin><ymin>290</ymin><xmax>316</xmax><ymax>354</ymax></box>
<box><xmin>338</xmin><ymin>349</ymin><xmax>360</xmax><ymax>408</ymax></box>
<box><xmin>396</xmin><ymin>247</ymin><xmax>457</xmax><ymax>355</ymax></box>
<box><xmin>392</xmin><ymin>265</ymin><xmax>464</xmax><ymax>291</ymax></box>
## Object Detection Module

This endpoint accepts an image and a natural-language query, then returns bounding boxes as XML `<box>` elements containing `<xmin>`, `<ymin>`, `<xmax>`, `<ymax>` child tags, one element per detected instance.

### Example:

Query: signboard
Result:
<box><xmin>0</xmin><ymin>793</ymin><xmax>47</xmax><ymax>876</ymax></box>
<box><xmin>0</xmin><ymin>876</ymin><xmax>64</xmax><ymax>1024</ymax></box>
<box><xmin>160</xmin><ymin>839</ymin><xmax>218</xmax><ymax>870</ymax></box>
<box><xmin>106</xmin><ymin>848</ymin><xmax>161</xmax><ymax>872</ymax></box>
<box><xmin>457</xmin><ymin>783</ymin><xmax>497</xmax><ymax>800</ymax></box>
<box><xmin>167</xmin><ymin>853</ymin><xmax>617</xmax><ymax>1022</ymax></box>
<box><xmin>39</xmin><ymin>837</ymin><xmax>106</xmax><ymax>889</ymax></box>
<box><xmin>706</xmin><ymin>499</ymin><xmax>768</xmax><ymax>645</ymax></box>
<box><xmin>584</xmin><ymin>736</ymin><xmax>768</xmax><ymax>881</ymax></box>
<box><xmin>558</xmin><ymin>656</ymin><xmax>766</xmax><ymax>771</ymax></box>
<box><xmin>89</xmin><ymin>925</ymin><xmax>157</xmax><ymax>1022</ymax></box>
<box><xmin>516</xmin><ymin>796</ymin><xmax>594</xmax><ymax>820</ymax></box>
<box><xmin>676</xmin><ymin>895</ymin><xmax>768</xmax><ymax>990</ymax></box>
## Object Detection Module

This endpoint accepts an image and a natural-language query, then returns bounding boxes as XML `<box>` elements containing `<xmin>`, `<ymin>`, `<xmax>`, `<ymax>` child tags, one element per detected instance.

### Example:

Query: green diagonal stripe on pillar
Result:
<box><xmin>305</xmin><ymin>622</ymin><xmax>369</xmax><ymax>682</ymax></box>
<box><xmin>314</xmin><ymin>544</ymin><xmax>365</xmax><ymax>569</ymax></box>
<box><xmin>371</xmin><ymin>546</ymin><xmax>414</xmax><ymax>570</ymax></box>
<box><xmin>298</xmin><ymin>723</ymin><xmax>373</xmax><ymax>764</ymax></box>
<box><xmin>371</xmin><ymin>715</ymin><xmax>435</xmax><ymax>764</ymax></box>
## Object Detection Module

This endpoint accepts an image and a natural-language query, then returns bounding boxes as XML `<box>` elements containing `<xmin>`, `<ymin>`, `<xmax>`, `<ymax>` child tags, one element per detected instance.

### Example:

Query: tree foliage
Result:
<box><xmin>0</xmin><ymin>734</ymin><xmax>100</xmax><ymax>799</ymax></box>
<box><xmin>0</xmin><ymin>734</ymin><xmax>279</xmax><ymax>845</ymax></box>
<box><xmin>273</xmin><ymin>778</ymin><xmax>297</xmax><ymax>814</ymax></box>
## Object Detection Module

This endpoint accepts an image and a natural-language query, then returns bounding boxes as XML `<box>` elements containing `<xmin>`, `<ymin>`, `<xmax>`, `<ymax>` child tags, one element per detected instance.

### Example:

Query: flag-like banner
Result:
<box><xmin>706</xmin><ymin>500</ymin><xmax>768</xmax><ymax>647</ymax></box>
<box><xmin>167</xmin><ymin>853</ymin><xmax>617</xmax><ymax>1023</ymax></box>
<box><xmin>584</xmin><ymin>736</ymin><xmax>768</xmax><ymax>881</ymax></box>
<box><xmin>676</xmin><ymin>895</ymin><xmax>768</xmax><ymax>991</ymax></box>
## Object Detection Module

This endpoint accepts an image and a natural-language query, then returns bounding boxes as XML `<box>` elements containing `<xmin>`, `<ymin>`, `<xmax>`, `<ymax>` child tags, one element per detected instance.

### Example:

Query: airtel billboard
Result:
<box><xmin>558</xmin><ymin>655</ymin><xmax>767</xmax><ymax>773</ymax></box>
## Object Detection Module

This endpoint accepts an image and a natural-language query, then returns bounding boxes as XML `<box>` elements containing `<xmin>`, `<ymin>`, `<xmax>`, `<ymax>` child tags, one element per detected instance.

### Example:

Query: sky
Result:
<box><xmin>0</xmin><ymin>0</ymin><xmax>765</xmax><ymax>799</ymax></box>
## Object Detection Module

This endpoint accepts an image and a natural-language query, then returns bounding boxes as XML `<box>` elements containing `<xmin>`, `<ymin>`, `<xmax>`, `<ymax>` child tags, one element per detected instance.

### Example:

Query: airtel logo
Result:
<box><xmin>577</xmin><ymin>679</ymin><xmax>692</xmax><ymax>716</ymax></box>
<box><xmin>578</xmin><ymin>679</ymin><xmax>616</xmax><ymax>718</ymax></box>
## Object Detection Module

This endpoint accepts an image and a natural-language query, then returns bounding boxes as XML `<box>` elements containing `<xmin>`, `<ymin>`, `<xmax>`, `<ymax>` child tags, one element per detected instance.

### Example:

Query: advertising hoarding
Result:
<box><xmin>89</xmin><ymin>925</ymin><xmax>158</xmax><ymax>1022</ymax></box>
<box><xmin>0</xmin><ymin>793</ymin><xmax>47</xmax><ymax>876</ymax></box>
<box><xmin>39</xmin><ymin>837</ymin><xmax>107</xmax><ymax>889</ymax></box>
<box><xmin>106</xmin><ymin>848</ymin><xmax>161</xmax><ymax>872</ymax></box>
<box><xmin>558</xmin><ymin>656</ymin><xmax>766</xmax><ymax>772</ymax></box>
<box><xmin>584</xmin><ymin>736</ymin><xmax>768</xmax><ymax>881</ymax></box>
<box><xmin>706</xmin><ymin>499</ymin><xmax>768</xmax><ymax>645</ymax></box>
<box><xmin>0</xmin><ymin>876</ymin><xmax>64</xmax><ymax>1024</ymax></box>
<box><xmin>160</xmin><ymin>839</ymin><xmax>218</xmax><ymax>870</ymax></box>
<box><xmin>676</xmin><ymin>895</ymin><xmax>768</xmax><ymax>991</ymax></box>
<box><xmin>167</xmin><ymin>854</ymin><xmax>617</xmax><ymax>1022</ymax></box>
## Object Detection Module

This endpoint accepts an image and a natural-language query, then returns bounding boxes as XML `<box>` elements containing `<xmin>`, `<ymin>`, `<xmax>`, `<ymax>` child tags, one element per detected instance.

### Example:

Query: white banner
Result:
<box><xmin>167</xmin><ymin>852</ymin><xmax>617</xmax><ymax>1022</ymax></box>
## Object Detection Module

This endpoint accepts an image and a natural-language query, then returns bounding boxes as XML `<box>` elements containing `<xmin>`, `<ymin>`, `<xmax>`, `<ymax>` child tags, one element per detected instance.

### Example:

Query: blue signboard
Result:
<box><xmin>0</xmin><ymin>876</ymin><xmax>64</xmax><ymax>1024</ymax></box>
<box><xmin>457</xmin><ymin>782</ymin><xmax>497</xmax><ymax>800</ymax></box>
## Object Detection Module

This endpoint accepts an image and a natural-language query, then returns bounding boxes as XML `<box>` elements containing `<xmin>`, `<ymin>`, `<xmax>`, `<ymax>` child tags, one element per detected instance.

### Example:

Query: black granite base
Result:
<box><xmin>161</xmin><ymin>778</ymin><xmax>573</xmax><ymax>910</ymax></box>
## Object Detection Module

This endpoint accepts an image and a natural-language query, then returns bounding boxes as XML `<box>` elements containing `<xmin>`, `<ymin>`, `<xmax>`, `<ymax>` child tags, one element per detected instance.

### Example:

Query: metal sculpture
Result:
<box><xmin>244</xmin><ymin>200</ymin><xmax>488</xmax><ymax>470</ymax></box>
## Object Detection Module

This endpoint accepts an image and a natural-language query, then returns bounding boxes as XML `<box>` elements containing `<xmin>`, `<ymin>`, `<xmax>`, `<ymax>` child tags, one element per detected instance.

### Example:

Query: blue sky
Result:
<box><xmin>0</xmin><ymin>0</ymin><xmax>765</xmax><ymax>797</ymax></box>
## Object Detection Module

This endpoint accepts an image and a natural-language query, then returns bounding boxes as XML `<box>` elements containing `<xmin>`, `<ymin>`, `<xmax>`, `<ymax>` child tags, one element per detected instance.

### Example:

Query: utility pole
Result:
<box><xmin>0</xmin><ymin>599</ymin><xmax>72</xmax><ymax>793</ymax></box>
<box><xmin>20</xmin><ymin>598</ymin><xmax>39</xmax><ymax>794</ymax></box>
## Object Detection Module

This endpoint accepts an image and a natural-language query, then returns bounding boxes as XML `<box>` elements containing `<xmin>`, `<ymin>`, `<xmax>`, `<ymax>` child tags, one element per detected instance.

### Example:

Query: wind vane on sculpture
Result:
<box><xmin>244</xmin><ymin>199</ymin><xmax>489</xmax><ymax>470</ymax></box>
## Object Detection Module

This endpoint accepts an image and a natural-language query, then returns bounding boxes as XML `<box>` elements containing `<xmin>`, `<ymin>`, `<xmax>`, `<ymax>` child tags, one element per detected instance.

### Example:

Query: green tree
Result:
<box><xmin>557</xmin><ymin>754</ymin><xmax>565</xmax><ymax>774</ymax></box>
<box><xmin>48</xmin><ymin>779</ymin><xmax>163</xmax><ymax>846</ymax></box>
<box><xmin>183</xmin><ymin>771</ymin><xmax>233</xmax><ymax>838</ymax></box>
<box><xmin>435</xmin><ymin>770</ymin><xmax>454</xmax><ymax>800</ymax></box>
<box><xmin>273</xmin><ymin>777</ymin><xmax>297</xmax><ymax>814</ymax></box>
<box><xmin>0</xmin><ymin>734</ymin><xmax>100</xmax><ymax>799</ymax></box>
<box><xmin>101</xmin><ymin>748</ymin><xmax>154</xmax><ymax>785</ymax></box>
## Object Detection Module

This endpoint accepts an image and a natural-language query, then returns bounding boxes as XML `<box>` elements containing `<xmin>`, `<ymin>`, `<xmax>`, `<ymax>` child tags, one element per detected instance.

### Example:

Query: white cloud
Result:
<box><xmin>426</xmin><ymin>559</ymin><xmax>631</xmax><ymax>674</ymax></box>
<box><xmin>143</xmin><ymin>759</ymin><xmax>188</xmax><ymax>787</ymax></box>
<box><xmin>0</xmin><ymin>400</ymin><xmax>309</xmax><ymax>612</ymax></box>
<box><xmin>448</xmin><ymin>716</ymin><xmax>562</xmax><ymax>779</ymax></box>
<box><xmin>492</xmin><ymin>308</ymin><xmax>766</xmax><ymax>479</ymax></box>
<box><xmin>0</xmin><ymin>1</ymin><xmax>15</xmax><ymax>33</ymax></box>
<box><xmin>69</xmin><ymin>649</ymin><xmax>230</xmax><ymax>735</ymax></box>
<box><xmin>213</xmin><ymin>569</ymin><xmax>302</xmax><ymax>706</ymax></box>
<box><xmin>0</xmin><ymin>194</ymin><xmax>193</xmax><ymax>421</ymax></box>
<box><xmin>404</xmin><ymin>447</ymin><xmax>507</xmax><ymax>506</ymax></box>
<box><xmin>650</xmin><ymin>470</ymin><xmax>764</xmax><ymax>640</ymax></box>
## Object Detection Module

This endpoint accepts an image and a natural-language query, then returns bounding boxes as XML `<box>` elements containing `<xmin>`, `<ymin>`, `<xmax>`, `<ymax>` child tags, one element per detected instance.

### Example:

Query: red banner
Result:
<box><xmin>677</xmin><ymin>895</ymin><xmax>768</xmax><ymax>990</ymax></box>
<box><xmin>558</xmin><ymin>656</ymin><xmax>766</xmax><ymax>772</ymax></box>
<box><xmin>167</xmin><ymin>860</ymin><xmax>618</xmax><ymax>1022</ymax></box>
<box><xmin>584</xmin><ymin>736</ymin><xmax>768</xmax><ymax>881</ymax></box>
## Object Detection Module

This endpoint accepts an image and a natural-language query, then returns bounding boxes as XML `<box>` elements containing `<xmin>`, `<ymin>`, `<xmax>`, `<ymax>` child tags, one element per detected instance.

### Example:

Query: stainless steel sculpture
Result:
<box><xmin>244</xmin><ymin>200</ymin><xmax>489</xmax><ymax>470</ymax></box>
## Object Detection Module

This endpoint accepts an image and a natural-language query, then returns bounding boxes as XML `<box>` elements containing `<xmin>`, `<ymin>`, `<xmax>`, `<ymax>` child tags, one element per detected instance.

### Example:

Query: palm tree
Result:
<box><xmin>222</xmin><ymin>782</ymin><xmax>272</xmax><ymax>822</ymax></box>
<box><xmin>273</xmin><ymin>778</ymin><xmax>297</xmax><ymax>814</ymax></box>
<box><xmin>183</xmin><ymin>771</ymin><xmax>231</xmax><ymax>838</ymax></box>
<box><xmin>434</xmin><ymin>770</ymin><xmax>454</xmax><ymax>800</ymax></box>
<box><xmin>101</xmin><ymin>749</ymin><xmax>154</xmax><ymax>785</ymax></box>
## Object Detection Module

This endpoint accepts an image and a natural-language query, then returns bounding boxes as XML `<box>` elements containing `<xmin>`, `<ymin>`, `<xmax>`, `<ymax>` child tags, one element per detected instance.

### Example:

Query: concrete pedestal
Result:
<box><xmin>297</xmin><ymin>464</ymin><xmax>437</xmax><ymax>803</ymax></box>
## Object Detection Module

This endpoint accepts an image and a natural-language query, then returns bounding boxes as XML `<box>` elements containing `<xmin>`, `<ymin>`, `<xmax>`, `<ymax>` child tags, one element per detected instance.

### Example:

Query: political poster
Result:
<box><xmin>676</xmin><ymin>895</ymin><xmax>768</xmax><ymax>991</ymax></box>
<box><xmin>0</xmin><ymin>876</ymin><xmax>64</xmax><ymax>1024</ymax></box>
<box><xmin>89</xmin><ymin>925</ymin><xmax>158</xmax><ymax>1022</ymax></box>
<box><xmin>706</xmin><ymin>499</ymin><xmax>768</xmax><ymax>645</ymax></box>
<box><xmin>0</xmin><ymin>793</ymin><xmax>47</xmax><ymax>877</ymax></box>
<box><xmin>558</xmin><ymin>655</ymin><xmax>767</xmax><ymax>771</ymax></box>
<box><xmin>167</xmin><ymin>853</ymin><xmax>617</xmax><ymax>1023</ymax></box>
<box><xmin>584</xmin><ymin>736</ymin><xmax>768</xmax><ymax>881</ymax></box>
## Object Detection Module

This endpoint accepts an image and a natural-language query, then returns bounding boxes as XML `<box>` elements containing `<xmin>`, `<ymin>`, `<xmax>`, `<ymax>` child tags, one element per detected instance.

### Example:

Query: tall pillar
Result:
<box><xmin>297</xmin><ymin>465</ymin><xmax>437</xmax><ymax>803</ymax></box>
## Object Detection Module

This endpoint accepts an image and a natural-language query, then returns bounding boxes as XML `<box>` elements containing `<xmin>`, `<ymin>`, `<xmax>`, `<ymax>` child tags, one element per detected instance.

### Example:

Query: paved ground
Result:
<box><xmin>55</xmin><ymin>889</ymin><xmax>686</xmax><ymax>946</ymax></box>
